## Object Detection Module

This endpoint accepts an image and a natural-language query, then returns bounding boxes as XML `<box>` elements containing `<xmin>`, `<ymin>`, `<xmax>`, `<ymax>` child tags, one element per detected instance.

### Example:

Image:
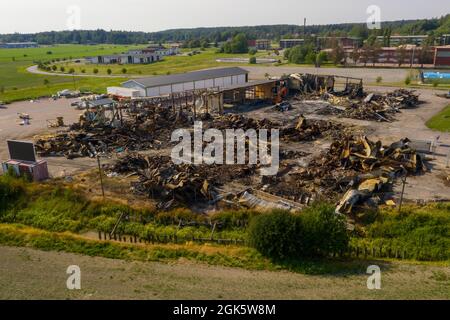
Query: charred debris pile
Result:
<box><xmin>318</xmin><ymin>89</ymin><xmax>421</xmax><ymax>122</ymax></box>
<box><xmin>105</xmin><ymin>134</ymin><xmax>428</xmax><ymax>213</ymax></box>
<box><xmin>108</xmin><ymin>154</ymin><xmax>257</xmax><ymax>210</ymax></box>
<box><xmin>288</xmin><ymin>73</ymin><xmax>421</xmax><ymax>122</ymax></box>
<box><xmin>257</xmin><ymin>135</ymin><xmax>428</xmax><ymax>213</ymax></box>
<box><xmin>303</xmin><ymin>136</ymin><xmax>426</xmax><ymax>214</ymax></box>
<box><xmin>35</xmin><ymin>106</ymin><xmax>192</xmax><ymax>159</ymax></box>
<box><xmin>35</xmin><ymin>107</ymin><xmax>347</xmax><ymax>159</ymax></box>
<box><xmin>102</xmin><ymin>113</ymin><xmax>350</xmax><ymax>210</ymax></box>
<box><xmin>33</xmin><ymin>75</ymin><xmax>428</xmax><ymax>214</ymax></box>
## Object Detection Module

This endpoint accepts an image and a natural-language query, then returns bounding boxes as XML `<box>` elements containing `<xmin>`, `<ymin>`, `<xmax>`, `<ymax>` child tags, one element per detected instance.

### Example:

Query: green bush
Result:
<box><xmin>405</xmin><ymin>76</ymin><xmax>411</xmax><ymax>85</ymax></box>
<box><xmin>305</xmin><ymin>52</ymin><xmax>317</xmax><ymax>65</ymax></box>
<box><xmin>248</xmin><ymin>204</ymin><xmax>349</xmax><ymax>260</ymax></box>
<box><xmin>248</xmin><ymin>48</ymin><xmax>258</xmax><ymax>55</ymax></box>
<box><xmin>432</xmin><ymin>79</ymin><xmax>440</xmax><ymax>88</ymax></box>
<box><xmin>0</xmin><ymin>173</ymin><xmax>26</xmax><ymax>212</ymax></box>
<box><xmin>316</xmin><ymin>51</ymin><xmax>328</xmax><ymax>67</ymax></box>
<box><xmin>286</xmin><ymin>44</ymin><xmax>316</xmax><ymax>64</ymax></box>
<box><xmin>249</xmin><ymin>56</ymin><xmax>257</xmax><ymax>64</ymax></box>
<box><xmin>300</xmin><ymin>203</ymin><xmax>349</xmax><ymax>257</ymax></box>
<box><xmin>248</xmin><ymin>210</ymin><xmax>303</xmax><ymax>260</ymax></box>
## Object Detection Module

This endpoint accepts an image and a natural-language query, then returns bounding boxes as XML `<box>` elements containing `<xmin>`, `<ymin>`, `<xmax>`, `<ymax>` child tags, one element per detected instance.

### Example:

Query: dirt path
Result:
<box><xmin>0</xmin><ymin>246</ymin><xmax>448</xmax><ymax>300</ymax></box>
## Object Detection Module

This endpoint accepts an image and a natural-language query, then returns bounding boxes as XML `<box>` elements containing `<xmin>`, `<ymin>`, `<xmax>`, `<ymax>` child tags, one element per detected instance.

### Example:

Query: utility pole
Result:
<box><xmin>410</xmin><ymin>46</ymin><xmax>416</xmax><ymax>69</ymax></box>
<box><xmin>72</xmin><ymin>73</ymin><xmax>77</xmax><ymax>91</ymax></box>
<box><xmin>97</xmin><ymin>155</ymin><xmax>105</xmax><ymax>200</ymax></box>
<box><xmin>398</xmin><ymin>175</ymin><xmax>407</xmax><ymax>213</ymax></box>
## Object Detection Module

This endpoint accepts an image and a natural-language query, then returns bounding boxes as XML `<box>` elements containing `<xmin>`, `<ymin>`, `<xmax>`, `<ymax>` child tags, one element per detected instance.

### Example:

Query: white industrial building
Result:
<box><xmin>0</xmin><ymin>42</ymin><xmax>39</xmax><ymax>49</ymax></box>
<box><xmin>121</xmin><ymin>67</ymin><xmax>249</xmax><ymax>97</ymax></box>
<box><xmin>87</xmin><ymin>53</ymin><xmax>162</xmax><ymax>64</ymax></box>
<box><xmin>86</xmin><ymin>45</ymin><xmax>179</xmax><ymax>65</ymax></box>
<box><xmin>128</xmin><ymin>46</ymin><xmax>179</xmax><ymax>57</ymax></box>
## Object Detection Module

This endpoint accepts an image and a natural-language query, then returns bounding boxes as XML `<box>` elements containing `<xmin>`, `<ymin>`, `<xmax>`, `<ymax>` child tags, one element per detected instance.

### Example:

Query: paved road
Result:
<box><xmin>26</xmin><ymin>65</ymin><xmax>139</xmax><ymax>78</ymax></box>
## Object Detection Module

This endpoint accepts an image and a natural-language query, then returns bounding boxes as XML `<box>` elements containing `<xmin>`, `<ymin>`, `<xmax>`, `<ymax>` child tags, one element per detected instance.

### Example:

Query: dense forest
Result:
<box><xmin>0</xmin><ymin>15</ymin><xmax>448</xmax><ymax>45</ymax></box>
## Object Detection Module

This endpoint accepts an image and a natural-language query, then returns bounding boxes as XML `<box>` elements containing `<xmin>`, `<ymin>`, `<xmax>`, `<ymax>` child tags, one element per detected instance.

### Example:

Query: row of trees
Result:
<box><xmin>348</xmin><ymin>44</ymin><xmax>434</xmax><ymax>67</ymax></box>
<box><xmin>0</xmin><ymin>30</ymin><xmax>153</xmax><ymax>45</ymax></box>
<box><xmin>284</xmin><ymin>38</ymin><xmax>434</xmax><ymax>67</ymax></box>
<box><xmin>183</xmin><ymin>38</ymin><xmax>214</xmax><ymax>49</ymax></box>
<box><xmin>1</xmin><ymin>15</ymin><xmax>448</xmax><ymax>45</ymax></box>
<box><xmin>284</xmin><ymin>43</ymin><xmax>328</xmax><ymax>66</ymax></box>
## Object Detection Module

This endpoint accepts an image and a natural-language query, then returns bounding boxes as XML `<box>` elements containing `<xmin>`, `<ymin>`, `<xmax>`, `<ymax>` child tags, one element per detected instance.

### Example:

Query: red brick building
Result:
<box><xmin>339</xmin><ymin>45</ymin><xmax>434</xmax><ymax>66</ymax></box>
<box><xmin>434</xmin><ymin>46</ymin><xmax>450</xmax><ymax>67</ymax></box>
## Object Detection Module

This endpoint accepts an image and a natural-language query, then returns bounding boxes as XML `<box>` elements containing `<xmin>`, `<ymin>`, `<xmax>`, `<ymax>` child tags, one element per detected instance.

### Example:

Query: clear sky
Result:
<box><xmin>0</xmin><ymin>0</ymin><xmax>448</xmax><ymax>34</ymax></box>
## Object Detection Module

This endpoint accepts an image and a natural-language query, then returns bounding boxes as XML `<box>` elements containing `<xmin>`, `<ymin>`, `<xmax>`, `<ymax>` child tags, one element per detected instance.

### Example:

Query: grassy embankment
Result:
<box><xmin>0</xmin><ymin>174</ymin><xmax>448</xmax><ymax>273</ymax></box>
<box><xmin>427</xmin><ymin>104</ymin><xmax>450</xmax><ymax>132</ymax></box>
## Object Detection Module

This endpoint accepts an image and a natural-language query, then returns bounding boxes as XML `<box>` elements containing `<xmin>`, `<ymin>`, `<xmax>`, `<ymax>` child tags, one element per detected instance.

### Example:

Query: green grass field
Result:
<box><xmin>0</xmin><ymin>44</ymin><xmax>141</xmax><ymax>102</ymax></box>
<box><xmin>427</xmin><ymin>104</ymin><xmax>450</xmax><ymax>132</ymax></box>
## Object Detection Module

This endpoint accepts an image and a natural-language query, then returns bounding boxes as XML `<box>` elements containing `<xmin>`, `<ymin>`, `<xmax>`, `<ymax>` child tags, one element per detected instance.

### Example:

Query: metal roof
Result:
<box><xmin>123</xmin><ymin>67</ymin><xmax>249</xmax><ymax>89</ymax></box>
<box><xmin>220</xmin><ymin>79</ymin><xmax>278</xmax><ymax>92</ymax></box>
<box><xmin>87</xmin><ymin>98</ymin><xmax>115</xmax><ymax>107</ymax></box>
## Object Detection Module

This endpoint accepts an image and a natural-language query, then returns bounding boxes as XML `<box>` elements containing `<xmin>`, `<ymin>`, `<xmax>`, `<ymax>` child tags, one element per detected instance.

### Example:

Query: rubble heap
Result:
<box><xmin>298</xmin><ymin>135</ymin><xmax>426</xmax><ymax>213</ymax></box>
<box><xmin>281</xmin><ymin>115</ymin><xmax>347</xmax><ymax>142</ymax></box>
<box><xmin>35</xmin><ymin>106</ymin><xmax>193</xmax><ymax>159</ymax></box>
<box><xmin>264</xmin><ymin>136</ymin><xmax>427</xmax><ymax>213</ymax></box>
<box><xmin>130</xmin><ymin>156</ymin><xmax>217</xmax><ymax>209</ymax></box>
<box><xmin>35</xmin><ymin>124</ymin><xmax>156</xmax><ymax>159</ymax></box>
<box><xmin>104</xmin><ymin>133</ymin><xmax>428</xmax><ymax>213</ymax></box>
<box><xmin>109</xmin><ymin>154</ymin><xmax>257</xmax><ymax>209</ymax></box>
<box><xmin>208</xmin><ymin>114</ymin><xmax>279</xmax><ymax>131</ymax></box>
<box><xmin>317</xmin><ymin>89</ymin><xmax>421</xmax><ymax>122</ymax></box>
